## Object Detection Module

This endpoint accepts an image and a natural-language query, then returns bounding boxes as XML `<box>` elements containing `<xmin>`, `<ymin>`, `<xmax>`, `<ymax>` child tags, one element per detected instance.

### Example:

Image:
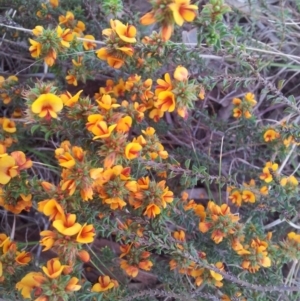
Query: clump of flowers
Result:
<box><xmin>119</xmin><ymin>243</ymin><xmax>153</xmax><ymax>277</ymax></box>
<box><xmin>29</xmin><ymin>25</ymin><xmax>75</xmax><ymax>66</ymax></box>
<box><xmin>96</xmin><ymin>19</ymin><xmax>137</xmax><ymax>69</ymax></box>
<box><xmin>197</xmin><ymin>201</ymin><xmax>240</xmax><ymax>244</ymax></box>
<box><xmin>150</xmin><ymin>65</ymin><xmax>200</xmax><ymax>120</ymax></box>
<box><xmin>38</xmin><ymin>203</ymin><xmax>94</xmax><ymax>264</ymax></box>
<box><xmin>93</xmin><ymin>165</ymin><xmax>137</xmax><ymax>210</ymax></box>
<box><xmin>259</xmin><ymin>161</ymin><xmax>278</xmax><ymax>183</ymax></box>
<box><xmin>129</xmin><ymin>176</ymin><xmax>174</xmax><ymax>218</ymax></box>
<box><xmin>170</xmin><ymin>256</ymin><xmax>225</xmax><ymax>287</ymax></box>
<box><xmin>0</xmin><ymin>234</ymin><xmax>31</xmax><ymax>282</ymax></box>
<box><xmin>59</xmin><ymin>11</ymin><xmax>86</xmax><ymax>36</ymax></box>
<box><xmin>232</xmin><ymin>92</ymin><xmax>257</xmax><ymax>119</ymax></box>
<box><xmin>55</xmin><ymin>141</ymin><xmax>100</xmax><ymax>201</ymax></box>
<box><xmin>0</xmin><ymin>76</ymin><xmax>20</xmax><ymax>105</ymax></box>
<box><xmin>228</xmin><ymin>179</ymin><xmax>259</xmax><ymax>207</ymax></box>
<box><xmin>280</xmin><ymin>232</ymin><xmax>300</xmax><ymax>260</ymax></box>
<box><xmin>232</xmin><ymin>236</ymin><xmax>272</xmax><ymax>273</ymax></box>
<box><xmin>16</xmin><ymin>258</ymin><xmax>81</xmax><ymax>300</ymax></box>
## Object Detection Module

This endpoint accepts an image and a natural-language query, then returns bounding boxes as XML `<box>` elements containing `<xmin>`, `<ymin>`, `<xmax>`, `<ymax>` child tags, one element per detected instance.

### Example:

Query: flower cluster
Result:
<box><xmin>96</xmin><ymin>20</ymin><xmax>137</xmax><ymax>69</ymax></box>
<box><xmin>197</xmin><ymin>201</ymin><xmax>240</xmax><ymax>244</ymax></box>
<box><xmin>0</xmin><ymin>234</ymin><xmax>31</xmax><ymax>282</ymax></box>
<box><xmin>228</xmin><ymin>179</ymin><xmax>268</xmax><ymax>207</ymax></box>
<box><xmin>59</xmin><ymin>11</ymin><xmax>86</xmax><ymax>36</ymax></box>
<box><xmin>259</xmin><ymin>161</ymin><xmax>278</xmax><ymax>183</ymax></box>
<box><xmin>232</xmin><ymin>92</ymin><xmax>257</xmax><ymax>119</ymax></box>
<box><xmin>232</xmin><ymin>236</ymin><xmax>272</xmax><ymax>273</ymax></box>
<box><xmin>150</xmin><ymin>65</ymin><xmax>201</xmax><ymax>120</ymax></box>
<box><xmin>29</xmin><ymin>25</ymin><xmax>75</xmax><ymax>66</ymax></box>
<box><xmin>120</xmin><ymin>243</ymin><xmax>153</xmax><ymax>277</ymax></box>
<box><xmin>0</xmin><ymin>76</ymin><xmax>20</xmax><ymax>105</ymax></box>
<box><xmin>55</xmin><ymin>141</ymin><xmax>98</xmax><ymax>201</ymax></box>
<box><xmin>129</xmin><ymin>177</ymin><xmax>174</xmax><ymax>218</ymax></box>
<box><xmin>280</xmin><ymin>232</ymin><xmax>300</xmax><ymax>260</ymax></box>
<box><xmin>38</xmin><ymin>199</ymin><xmax>94</xmax><ymax>264</ymax></box>
<box><xmin>170</xmin><ymin>255</ymin><xmax>225</xmax><ymax>287</ymax></box>
<box><xmin>16</xmin><ymin>258</ymin><xmax>81</xmax><ymax>300</ymax></box>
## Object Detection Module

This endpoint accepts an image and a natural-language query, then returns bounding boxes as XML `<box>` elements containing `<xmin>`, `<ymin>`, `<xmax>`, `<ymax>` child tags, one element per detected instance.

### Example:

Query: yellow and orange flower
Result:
<box><xmin>31</xmin><ymin>93</ymin><xmax>63</xmax><ymax>119</ymax></box>
<box><xmin>125</xmin><ymin>142</ymin><xmax>142</xmax><ymax>160</ymax></box>
<box><xmin>76</xmin><ymin>223</ymin><xmax>95</xmax><ymax>243</ymax></box>
<box><xmin>263</xmin><ymin>129</ymin><xmax>280</xmax><ymax>142</ymax></box>
<box><xmin>0</xmin><ymin>155</ymin><xmax>18</xmax><ymax>185</ymax></box>
<box><xmin>155</xmin><ymin>91</ymin><xmax>176</xmax><ymax>112</ymax></box>
<box><xmin>42</xmin><ymin>258</ymin><xmax>67</xmax><ymax>279</ymax></box>
<box><xmin>169</xmin><ymin>0</ymin><xmax>198</xmax><ymax>26</ymax></box>
<box><xmin>52</xmin><ymin>213</ymin><xmax>82</xmax><ymax>236</ymax></box>
<box><xmin>16</xmin><ymin>272</ymin><xmax>45</xmax><ymax>299</ymax></box>
<box><xmin>91</xmin><ymin>275</ymin><xmax>116</xmax><ymax>292</ymax></box>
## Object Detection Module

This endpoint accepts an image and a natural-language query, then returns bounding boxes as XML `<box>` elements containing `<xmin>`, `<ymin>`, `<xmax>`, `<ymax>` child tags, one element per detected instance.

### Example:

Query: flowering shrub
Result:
<box><xmin>1</xmin><ymin>0</ymin><xmax>300</xmax><ymax>300</ymax></box>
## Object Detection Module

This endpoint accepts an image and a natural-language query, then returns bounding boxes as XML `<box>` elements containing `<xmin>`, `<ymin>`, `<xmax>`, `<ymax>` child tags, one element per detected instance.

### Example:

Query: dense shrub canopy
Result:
<box><xmin>1</xmin><ymin>0</ymin><xmax>300</xmax><ymax>300</ymax></box>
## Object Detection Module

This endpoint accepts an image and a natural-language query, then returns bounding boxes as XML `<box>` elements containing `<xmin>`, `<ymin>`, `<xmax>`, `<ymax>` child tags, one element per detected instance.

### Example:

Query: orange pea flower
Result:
<box><xmin>44</xmin><ymin>49</ymin><xmax>57</xmax><ymax>66</ymax></box>
<box><xmin>39</xmin><ymin>199</ymin><xmax>65</xmax><ymax>221</ymax></box>
<box><xmin>65</xmin><ymin>277</ymin><xmax>81</xmax><ymax>292</ymax></box>
<box><xmin>66</xmin><ymin>73</ymin><xmax>78</xmax><ymax>86</ymax></box>
<box><xmin>0</xmin><ymin>155</ymin><xmax>18</xmax><ymax>185</ymax></box>
<box><xmin>155</xmin><ymin>91</ymin><xmax>176</xmax><ymax>112</ymax></box>
<box><xmin>168</xmin><ymin>0</ymin><xmax>198</xmax><ymax>26</ymax></box>
<box><xmin>29</xmin><ymin>39</ymin><xmax>42</xmax><ymax>58</ymax></box>
<box><xmin>50</xmin><ymin>0</ymin><xmax>59</xmax><ymax>8</ymax></box>
<box><xmin>173</xmin><ymin>65</ymin><xmax>189</xmax><ymax>81</ymax></box>
<box><xmin>31</xmin><ymin>93</ymin><xmax>63</xmax><ymax>119</ymax></box>
<box><xmin>11</xmin><ymin>151</ymin><xmax>33</xmax><ymax>170</ymax></box>
<box><xmin>263</xmin><ymin>129</ymin><xmax>280</xmax><ymax>142</ymax></box>
<box><xmin>57</xmin><ymin>152</ymin><xmax>75</xmax><ymax>168</ymax></box>
<box><xmin>86</xmin><ymin>115</ymin><xmax>104</xmax><ymax>134</ymax></box>
<box><xmin>116</xmin><ymin>116</ymin><xmax>132</xmax><ymax>133</ymax></box>
<box><xmin>59</xmin><ymin>11</ymin><xmax>74</xmax><ymax>25</ymax></box>
<box><xmin>42</xmin><ymin>258</ymin><xmax>67</xmax><ymax>279</ymax></box>
<box><xmin>229</xmin><ymin>190</ymin><xmax>242</xmax><ymax>206</ymax></box>
<box><xmin>125</xmin><ymin>142</ymin><xmax>142</xmax><ymax>160</ymax></box>
<box><xmin>112</xmin><ymin>20</ymin><xmax>136</xmax><ymax>43</ymax></box>
<box><xmin>56</xmin><ymin>26</ymin><xmax>74</xmax><ymax>47</ymax></box>
<box><xmin>144</xmin><ymin>203</ymin><xmax>161</xmax><ymax>218</ymax></box>
<box><xmin>39</xmin><ymin>230</ymin><xmax>56</xmax><ymax>251</ymax></box>
<box><xmin>91</xmin><ymin>121</ymin><xmax>117</xmax><ymax>139</ymax></box>
<box><xmin>61</xmin><ymin>90</ymin><xmax>83</xmax><ymax>107</ymax></box>
<box><xmin>76</xmin><ymin>223</ymin><xmax>95</xmax><ymax>243</ymax></box>
<box><xmin>52</xmin><ymin>213</ymin><xmax>82</xmax><ymax>236</ymax></box>
<box><xmin>155</xmin><ymin>73</ymin><xmax>173</xmax><ymax>95</ymax></box>
<box><xmin>2</xmin><ymin>118</ymin><xmax>16</xmax><ymax>133</ymax></box>
<box><xmin>140</xmin><ymin>11</ymin><xmax>156</xmax><ymax>26</ymax></box>
<box><xmin>15</xmin><ymin>251</ymin><xmax>31</xmax><ymax>265</ymax></box>
<box><xmin>138</xmin><ymin>260</ymin><xmax>153</xmax><ymax>271</ymax></box>
<box><xmin>92</xmin><ymin>275</ymin><xmax>116</xmax><ymax>292</ymax></box>
<box><xmin>120</xmin><ymin>260</ymin><xmax>139</xmax><ymax>277</ymax></box>
<box><xmin>242</xmin><ymin>190</ymin><xmax>256</xmax><ymax>203</ymax></box>
<box><xmin>16</xmin><ymin>272</ymin><xmax>45</xmax><ymax>299</ymax></box>
<box><xmin>77</xmin><ymin>250</ymin><xmax>90</xmax><ymax>262</ymax></box>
